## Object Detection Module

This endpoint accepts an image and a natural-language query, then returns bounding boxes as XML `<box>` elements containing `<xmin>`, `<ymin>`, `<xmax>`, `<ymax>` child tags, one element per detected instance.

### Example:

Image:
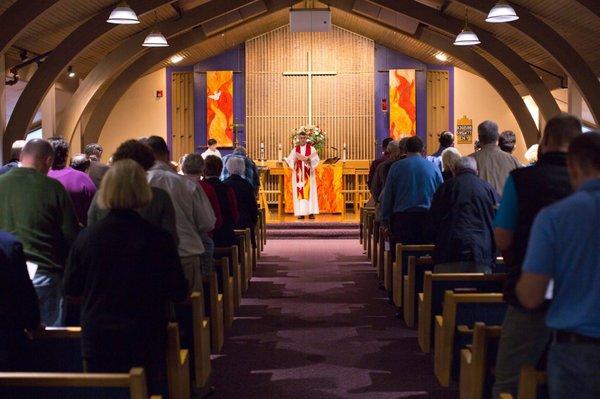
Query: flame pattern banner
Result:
<box><xmin>389</xmin><ymin>69</ymin><xmax>416</xmax><ymax>139</ymax></box>
<box><xmin>284</xmin><ymin>163</ymin><xmax>344</xmax><ymax>213</ymax></box>
<box><xmin>207</xmin><ymin>71</ymin><xmax>234</xmax><ymax>147</ymax></box>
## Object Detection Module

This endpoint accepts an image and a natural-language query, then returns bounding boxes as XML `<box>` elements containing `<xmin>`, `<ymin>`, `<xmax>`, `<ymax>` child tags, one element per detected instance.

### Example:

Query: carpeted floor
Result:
<box><xmin>209</xmin><ymin>239</ymin><xmax>456</xmax><ymax>398</ymax></box>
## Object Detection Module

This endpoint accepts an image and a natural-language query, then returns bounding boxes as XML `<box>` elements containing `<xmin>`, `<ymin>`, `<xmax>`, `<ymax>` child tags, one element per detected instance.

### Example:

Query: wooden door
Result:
<box><xmin>426</xmin><ymin>71</ymin><xmax>449</xmax><ymax>155</ymax></box>
<box><xmin>171</xmin><ymin>72</ymin><xmax>195</xmax><ymax>162</ymax></box>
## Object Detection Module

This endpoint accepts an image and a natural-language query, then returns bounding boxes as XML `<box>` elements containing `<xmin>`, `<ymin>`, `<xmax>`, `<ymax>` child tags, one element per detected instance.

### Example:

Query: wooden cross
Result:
<box><xmin>283</xmin><ymin>52</ymin><xmax>337</xmax><ymax>125</ymax></box>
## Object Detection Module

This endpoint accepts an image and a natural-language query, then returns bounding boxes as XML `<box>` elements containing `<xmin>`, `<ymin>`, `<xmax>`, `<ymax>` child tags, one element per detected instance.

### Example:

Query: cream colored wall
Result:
<box><xmin>453</xmin><ymin>68</ymin><xmax>527</xmax><ymax>162</ymax></box>
<box><xmin>98</xmin><ymin>69</ymin><xmax>167</xmax><ymax>162</ymax></box>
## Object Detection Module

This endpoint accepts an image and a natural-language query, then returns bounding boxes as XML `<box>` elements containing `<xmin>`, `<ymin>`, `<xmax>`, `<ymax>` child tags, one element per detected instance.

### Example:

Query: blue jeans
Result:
<box><xmin>548</xmin><ymin>342</ymin><xmax>600</xmax><ymax>399</ymax></box>
<box><xmin>32</xmin><ymin>269</ymin><xmax>65</xmax><ymax>327</ymax></box>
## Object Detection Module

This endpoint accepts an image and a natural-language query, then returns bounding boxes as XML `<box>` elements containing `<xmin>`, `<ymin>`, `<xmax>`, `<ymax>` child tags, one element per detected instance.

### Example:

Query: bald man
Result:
<box><xmin>0</xmin><ymin>139</ymin><xmax>79</xmax><ymax>326</ymax></box>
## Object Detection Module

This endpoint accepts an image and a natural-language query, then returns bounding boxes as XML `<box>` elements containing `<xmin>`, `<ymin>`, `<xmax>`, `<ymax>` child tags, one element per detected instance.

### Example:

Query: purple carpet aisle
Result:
<box><xmin>209</xmin><ymin>239</ymin><xmax>457</xmax><ymax>398</ymax></box>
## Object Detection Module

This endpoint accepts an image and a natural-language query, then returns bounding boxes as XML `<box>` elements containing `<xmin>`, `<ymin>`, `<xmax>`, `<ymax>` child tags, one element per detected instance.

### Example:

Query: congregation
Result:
<box><xmin>368</xmin><ymin>114</ymin><xmax>600</xmax><ymax>398</ymax></box>
<box><xmin>0</xmin><ymin>114</ymin><xmax>598</xmax><ymax>398</ymax></box>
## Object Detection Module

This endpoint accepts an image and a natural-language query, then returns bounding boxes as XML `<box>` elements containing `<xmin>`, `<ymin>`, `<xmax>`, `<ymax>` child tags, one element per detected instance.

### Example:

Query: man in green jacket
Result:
<box><xmin>0</xmin><ymin>139</ymin><xmax>79</xmax><ymax>326</ymax></box>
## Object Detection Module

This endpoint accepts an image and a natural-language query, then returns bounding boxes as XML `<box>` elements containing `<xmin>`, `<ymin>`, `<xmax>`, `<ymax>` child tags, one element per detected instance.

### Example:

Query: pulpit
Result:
<box><xmin>258</xmin><ymin>159</ymin><xmax>371</xmax><ymax>219</ymax></box>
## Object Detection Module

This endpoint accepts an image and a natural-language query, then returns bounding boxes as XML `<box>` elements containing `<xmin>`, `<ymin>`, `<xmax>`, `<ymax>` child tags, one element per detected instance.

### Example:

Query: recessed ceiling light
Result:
<box><xmin>107</xmin><ymin>3</ymin><xmax>140</xmax><ymax>24</ymax></box>
<box><xmin>435</xmin><ymin>52</ymin><xmax>448</xmax><ymax>62</ymax></box>
<box><xmin>170</xmin><ymin>54</ymin><xmax>184</xmax><ymax>64</ymax></box>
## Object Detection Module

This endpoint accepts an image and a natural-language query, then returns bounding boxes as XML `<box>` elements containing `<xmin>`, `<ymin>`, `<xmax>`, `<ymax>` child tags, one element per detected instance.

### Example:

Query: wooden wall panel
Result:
<box><xmin>171</xmin><ymin>72</ymin><xmax>195</xmax><ymax>161</ymax></box>
<box><xmin>426</xmin><ymin>70</ymin><xmax>449</xmax><ymax>154</ymax></box>
<box><xmin>246</xmin><ymin>25</ymin><xmax>375</xmax><ymax>161</ymax></box>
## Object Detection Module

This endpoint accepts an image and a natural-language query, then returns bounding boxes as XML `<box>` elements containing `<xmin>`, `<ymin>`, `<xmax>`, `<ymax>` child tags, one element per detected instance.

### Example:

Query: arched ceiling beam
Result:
<box><xmin>574</xmin><ymin>0</ymin><xmax>600</xmax><ymax>18</ymax></box>
<box><xmin>452</xmin><ymin>0</ymin><xmax>600</xmax><ymax>123</ymax></box>
<box><xmin>59</xmin><ymin>0</ymin><xmax>255</xmax><ymax>147</ymax></box>
<box><xmin>83</xmin><ymin>0</ymin><xmax>292</xmax><ymax>146</ymax></box>
<box><xmin>331</xmin><ymin>0</ymin><xmax>539</xmax><ymax>145</ymax></box>
<box><xmin>0</xmin><ymin>0</ymin><xmax>58</xmax><ymax>55</ymax></box>
<box><xmin>2</xmin><ymin>0</ymin><xmax>177</xmax><ymax>159</ymax></box>
<box><xmin>367</xmin><ymin>0</ymin><xmax>560</xmax><ymax>121</ymax></box>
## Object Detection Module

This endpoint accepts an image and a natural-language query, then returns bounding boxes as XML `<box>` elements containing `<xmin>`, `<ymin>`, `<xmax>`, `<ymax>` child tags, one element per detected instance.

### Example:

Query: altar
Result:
<box><xmin>258</xmin><ymin>159</ymin><xmax>371</xmax><ymax>219</ymax></box>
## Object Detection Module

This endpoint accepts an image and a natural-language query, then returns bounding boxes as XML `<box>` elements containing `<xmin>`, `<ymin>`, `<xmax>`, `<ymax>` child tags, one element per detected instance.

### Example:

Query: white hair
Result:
<box><xmin>525</xmin><ymin>144</ymin><xmax>539</xmax><ymax>164</ymax></box>
<box><xmin>441</xmin><ymin>147</ymin><xmax>461</xmax><ymax>172</ymax></box>
<box><xmin>226</xmin><ymin>156</ymin><xmax>245</xmax><ymax>176</ymax></box>
<box><xmin>455</xmin><ymin>156</ymin><xmax>478</xmax><ymax>172</ymax></box>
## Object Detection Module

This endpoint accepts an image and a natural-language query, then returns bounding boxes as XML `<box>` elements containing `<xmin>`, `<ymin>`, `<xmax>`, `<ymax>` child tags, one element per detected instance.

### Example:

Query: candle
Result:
<box><xmin>277</xmin><ymin>143</ymin><xmax>283</xmax><ymax>161</ymax></box>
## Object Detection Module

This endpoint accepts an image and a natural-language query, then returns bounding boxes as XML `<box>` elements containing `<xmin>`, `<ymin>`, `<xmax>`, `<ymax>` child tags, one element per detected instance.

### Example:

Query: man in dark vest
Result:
<box><xmin>491</xmin><ymin>114</ymin><xmax>582</xmax><ymax>398</ymax></box>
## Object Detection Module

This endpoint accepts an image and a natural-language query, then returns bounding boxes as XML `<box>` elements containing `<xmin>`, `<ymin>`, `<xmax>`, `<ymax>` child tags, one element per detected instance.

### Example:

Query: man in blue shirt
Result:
<box><xmin>517</xmin><ymin>132</ymin><xmax>600</xmax><ymax>399</ymax></box>
<box><xmin>381</xmin><ymin>136</ymin><xmax>442</xmax><ymax>247</ymax></box>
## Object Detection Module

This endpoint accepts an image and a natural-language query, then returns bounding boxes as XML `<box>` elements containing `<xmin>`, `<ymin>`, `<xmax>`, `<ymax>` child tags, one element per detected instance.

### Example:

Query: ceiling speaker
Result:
<box><xmin>290</xmin><ymin>9</ymin><xmax>332</xmax><ymax>32</ymax></box>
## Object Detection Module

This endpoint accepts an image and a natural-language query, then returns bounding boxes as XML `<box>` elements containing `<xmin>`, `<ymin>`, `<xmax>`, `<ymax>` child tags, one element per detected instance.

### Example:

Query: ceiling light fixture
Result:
<box><xmin>486</xmin><ymin>1</ymin><xmax>519</xmax><ymax>23</ymax></box>
<box><xmin>435</xmin><ymin>52</ymin><xmax>448</xmax><ymax>62</ymax></box>
<box><xmin>170</xmin><ymin>54</ymin><xmax>184</xmax><ymax>64</ymax></box>
<box><xmin>143</xmin><ymin>11</ymin><xmax>169</xmax><ymax>47</ymax></box>
<box><xmin>454</xmin><ymin>9</ymin><xmax>480</xmax><ymax>46</ymax></box>
<box><xmin>67</xmin><ymin>66</ymin><xmax>76</xmax><ymax>78</ymax></box>
<box><xmin>107</xmin><ymin>3</ymin><xmax>140</xmax><ymax>24</ymax></box>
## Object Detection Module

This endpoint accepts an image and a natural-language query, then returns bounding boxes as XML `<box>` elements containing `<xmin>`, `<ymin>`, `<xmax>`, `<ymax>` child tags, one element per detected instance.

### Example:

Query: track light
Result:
<box><xmin>107</xmin><ymin>3</ymin><xmax>140</xmax><ymax>24</ymax></box>
<box><xmin>486</xmin><ymin>1</ymin><xmax>519</xmax><ymax>23</ymax></box>
<box><xmin>67</xmin><ymin>66</ymin><xmax>76</xmax><ymax>78</ymax></box>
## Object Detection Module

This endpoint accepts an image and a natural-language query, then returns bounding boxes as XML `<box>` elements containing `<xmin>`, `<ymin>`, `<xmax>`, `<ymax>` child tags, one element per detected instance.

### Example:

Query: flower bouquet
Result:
<box><xmin>291</xmin><ymin>125</ymin><xmax>327</xmax><ymax>152</ymax></box>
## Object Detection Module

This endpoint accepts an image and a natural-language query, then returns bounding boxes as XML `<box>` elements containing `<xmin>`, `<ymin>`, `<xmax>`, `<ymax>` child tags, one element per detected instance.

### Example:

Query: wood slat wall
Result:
<box><xmin>245</xmin><ymin>25</ymin><xmax>375</xmax><ymax>161</ymax></box>
<box><xmin>426</xmin><ymin>70</ymin><xmax>449</xmax><ymax>154</ymax></box>
<box><xmin>171</xmin><ymin>71</ymin><xmax>195</xmax><ymax>162</ymax></box>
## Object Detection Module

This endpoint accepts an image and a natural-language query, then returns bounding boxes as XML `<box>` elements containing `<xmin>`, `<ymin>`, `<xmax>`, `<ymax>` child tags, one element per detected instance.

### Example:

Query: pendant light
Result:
<box><xmin>143</xmin><ymin>12</ymin><xmax>169</xmax><ymax>47</ymax></box>
<box><xmin>454</xmin><ymin>8</ymin><xmax>480</xmax><ymax>46</ymax></box>
<box><xmin>486</xmin><ymin>1</ymin><xmax>519</xmax><ymax>23</ymax></box>
<box><xmin>107</xmin><ymin>3</ymin><xmax>140</xmax><ymax>25</ymax></box>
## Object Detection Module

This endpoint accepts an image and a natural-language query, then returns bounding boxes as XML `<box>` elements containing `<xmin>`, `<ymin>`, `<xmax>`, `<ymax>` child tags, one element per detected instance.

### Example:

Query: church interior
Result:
<box><xmin>0</xmin><ymin>0</ymin><xmax>599</xmax><ymax>398</ymax></box>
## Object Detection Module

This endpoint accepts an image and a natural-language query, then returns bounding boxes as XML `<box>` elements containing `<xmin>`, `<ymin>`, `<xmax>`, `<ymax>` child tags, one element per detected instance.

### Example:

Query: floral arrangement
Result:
<box><xmin>290</xmin><ymin>125</ymin><xmax>327</xmax><ymax>152</ymax></box>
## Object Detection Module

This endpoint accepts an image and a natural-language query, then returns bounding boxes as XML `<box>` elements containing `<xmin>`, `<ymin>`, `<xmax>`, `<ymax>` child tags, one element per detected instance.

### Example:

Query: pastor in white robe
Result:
<box><xmin>285</xmin><ymin>144</ymin><xmax>320</xmax><ymax>216</ymax></box>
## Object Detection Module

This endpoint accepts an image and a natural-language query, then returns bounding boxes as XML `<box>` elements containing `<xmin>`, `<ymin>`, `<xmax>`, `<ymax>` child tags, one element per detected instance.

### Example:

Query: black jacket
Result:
<box><xmin>429</xmin><ymin>170</ymin><xmax>500</xmax><ymax>266</ymax></box>
<box><xmin>0</xmin><ymin>230</ymin><xmax>40</xmax><ymax>331</ymax></box>
<box><xmin>204</xmin><ymin>177</ymin><xmax>237</xmax><ymax>247</ymax></box>
<box><xmin>503</xmin><ymin>152</ymin><xmax>572</xmax><ymax>306</ymax></box>
<box><xmin>225</xmin><ymin>175</ymin><xmax>258</xmax><ymax>230</ymax></box>
<box><xmin>64</xmin><ymin>210</ymin><xmax>188</xmax><ymax>359</ymax></box>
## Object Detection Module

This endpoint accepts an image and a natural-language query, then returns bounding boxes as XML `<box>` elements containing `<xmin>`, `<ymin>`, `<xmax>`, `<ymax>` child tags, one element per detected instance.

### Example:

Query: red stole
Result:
<box><xmin>295</xmin><ymin>144</ymin><xmax>312</xmax><ymax>200</ymax></box>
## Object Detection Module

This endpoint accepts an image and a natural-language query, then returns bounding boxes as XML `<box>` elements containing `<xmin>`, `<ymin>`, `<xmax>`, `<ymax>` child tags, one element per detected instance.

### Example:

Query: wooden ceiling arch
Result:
<box><xmin>453</xmin><ymin>0</ymin><xmax>600</xmax><ymax>124</ymax></box>
<box><xmin>368</xmin><ymin>0</ymin><xmax>561</xmax><ymax>123</ymax></box>
<box><xmin>0</xmin><ymin>0</ymin><xmax>58</xmax><ymax>55</ymax></box>
<box><xmin>58</xmin><ymin>0</ymin><xmax>256</xmax><ymax>148</ymax></box>
<box><xmin>2</xmin><ymin>0</ymin><xmax>177</xmax><ymax>160</ymax></box>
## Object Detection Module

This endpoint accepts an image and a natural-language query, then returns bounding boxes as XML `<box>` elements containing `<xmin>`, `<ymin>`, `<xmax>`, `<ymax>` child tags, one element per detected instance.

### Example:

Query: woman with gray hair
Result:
<box><xmin>440</xmin><ymin>147</ymin><xmax>461</xmax><ymax>181</ymax></box>
<box><xmin>224</xmin><ymin>156</ymin><xmax>259</xmax><ymax>249</ymax></box>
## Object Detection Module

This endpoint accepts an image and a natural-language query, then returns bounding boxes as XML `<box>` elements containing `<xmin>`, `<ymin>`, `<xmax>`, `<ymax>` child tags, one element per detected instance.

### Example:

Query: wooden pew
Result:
<box><xmin>234</xmin><ymin>228</ymin><xmax>253</xmax><ymax>291</ymax></box>
<box><xmin>25</xmin><ymin>325</ymin><xmax>189</xmax><ymax>399</ymax></box>
<box><xmin>499</xmin><ymin>366</ymin><xmax>548</xmax><ymax>399</ymax></box>
<box><xmin>403</xmin><ymin>255</ymin><xmax>434</xmax><ymax>328</ymax></box>
<box><xmin>433</xmin><ymin>291</ymin><xmax>506</xmax><ymax>387</ymax></box>
<box><xmin>371</xmin><ymin>220</ymin><xmax>380</xmax><ymax>269</ymax></box>
<box><xmin>215</xmin><ymin>245</ymin><xmax>241</xmax><ymax>313</ymax></box>
<box><xmin>459</xmin><ymin>322</ymin><xmax>502</xmax><ymax>399</ymax></box>
<box><xmin>202</xmin><ymin>272</ymin><xmax>225</xmax><ymax>353</ymax></box>
<box><xmin>418</xmin><ymin>272</ymin><xmax>507</xmax><ymax>353</ymax></box>
<box><xmin>392</xmin><ymin>244</ymin><xmax>435</xmax><ymax>307</ymax></box>
<box><xmin>366</xmin><ymin>209</ymin><xmax>375</xmax><ymax>259</ymax></box>
<box><xmin>0</xmin><ymin>368</ymin><xmax>161</xmax><ymax>399</ymax></box>
<box><xmin>377</xmin><ymin>227</ymin><xmax>386</xmax><ymax>281</ymax></box>
<box><xmin>174</xmin><ymin>292</ymin><xmax>211</xmax><ymax>390</ymax></box>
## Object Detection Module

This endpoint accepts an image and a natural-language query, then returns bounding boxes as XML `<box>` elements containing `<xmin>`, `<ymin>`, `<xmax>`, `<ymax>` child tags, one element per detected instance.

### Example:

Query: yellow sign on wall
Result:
<box><xmin>456</xmin><ymin>115</ymin><xmax>473</xmax><ymax>144</ymax></box>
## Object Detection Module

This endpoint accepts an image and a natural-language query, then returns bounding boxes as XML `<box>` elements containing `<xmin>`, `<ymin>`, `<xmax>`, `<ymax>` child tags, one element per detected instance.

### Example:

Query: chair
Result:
<box><xmin>174</xmin><ymin>292</ymin><xmax>211</xmax><ymax>390</ymax></box>
<box><xmin>459</xmin><ymin>322</ymin><xmax>502</xmax><ymax>399</ymax></box>
<box><xmin>433</xmin><ymin>291</ymin><xmax>506</xmax><ymax>387</ymax></box>
<box><xmin>0</xmin><ymin>368</ymin><xmax>161</xmax><ymax>399</ymax></box>
<box><xmin>392</xmin><ymin>244</ymin><xmax>435</xmax><ymax>307</ymax></box>
<box><xmin>499</xmin><ymin>366</ymin><xmax>548</xmax><ymax>399</ymax></box>
<box><xmin>403</xmin><ymin>256</ymin><xmax>434</xmax><ymax>328</ymax></box>
<box><xmin>213</xmin><ymin>251</ymin><xmax>236</xmax><ymax>326</ymax></box>
<box><xmin>417</xmin><ymin>272</ymin><xmax>507</xmax><ymax>353</ymax></box>
<box><xmin>215</xmin><ymin>245</ymin><xmax>241</xmax><ymax>311</ymax></box>
<box><xmin>202</xmin><ymin>272</ymin><xmax>224</xmax><ymax>353</ymax></box>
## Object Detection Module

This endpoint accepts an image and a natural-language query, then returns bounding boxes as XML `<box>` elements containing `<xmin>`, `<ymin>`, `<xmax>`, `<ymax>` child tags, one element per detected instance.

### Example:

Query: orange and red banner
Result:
<box><xmin>207</xmin><ymin>70</ymin><xmax>234</xmax><ymax>147</ymax></box>
<box><xmin>389</xmin><ymin>69</ymin><xmax>416</xmax><ymax>139</ymax></box>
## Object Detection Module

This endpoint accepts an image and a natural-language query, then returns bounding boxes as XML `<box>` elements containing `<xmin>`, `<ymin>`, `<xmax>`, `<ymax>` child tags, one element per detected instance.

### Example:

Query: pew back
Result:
<box><xmin>459</xmin><ymin>322</ymin><xmax>502</xmax><ymax>399</ymax></box>
<box><xmin>392</xmin><ymin>244</ymin><xmax>435</xmax><ymax>307</ymax></box>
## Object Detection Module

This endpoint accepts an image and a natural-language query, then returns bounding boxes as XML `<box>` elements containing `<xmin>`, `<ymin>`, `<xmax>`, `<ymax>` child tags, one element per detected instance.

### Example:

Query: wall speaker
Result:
<box><xmin>290</xmin><ymin>9</ymin><xmax>331</xmax><ymax>32</ymax></box>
